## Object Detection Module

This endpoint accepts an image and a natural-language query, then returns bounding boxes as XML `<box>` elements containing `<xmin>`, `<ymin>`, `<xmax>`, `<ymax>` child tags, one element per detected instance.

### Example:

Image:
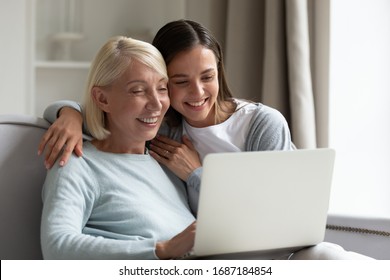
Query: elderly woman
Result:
<box><xmin>40</xmin><ymin>36</ymin><xmax>195</xmax><ymax>260</ymax></box>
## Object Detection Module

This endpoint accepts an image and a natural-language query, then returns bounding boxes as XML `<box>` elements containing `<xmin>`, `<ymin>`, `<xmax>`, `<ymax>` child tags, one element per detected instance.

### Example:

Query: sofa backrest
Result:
<box><xmin>0</xmin><ymin>115</ymin><xmax>50</xmax><ymax>259</ymax></box>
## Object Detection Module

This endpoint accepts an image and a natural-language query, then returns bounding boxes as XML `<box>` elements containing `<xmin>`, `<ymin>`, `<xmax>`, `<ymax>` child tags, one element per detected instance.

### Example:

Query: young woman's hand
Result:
<box><xmin>155</xmin><ymin>222</ymin><xmax>196</xmax><ymax>259</ymax></box>
<box><xmin>149</xmin><ymin>134</ymin><xmax>201</xmax><ymax>181</ymax></box>
<box><xmin>37</xmin><ymin>107</ymin><xmax>84</xmax><ymax>169</ymax></box>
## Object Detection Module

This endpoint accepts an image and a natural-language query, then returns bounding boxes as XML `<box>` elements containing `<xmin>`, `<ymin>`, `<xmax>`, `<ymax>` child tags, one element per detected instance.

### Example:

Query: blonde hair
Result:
<box><xmin>83</xmin><ymin>36</ymin><xmax>168</xmax><ymax>140</ymax></box>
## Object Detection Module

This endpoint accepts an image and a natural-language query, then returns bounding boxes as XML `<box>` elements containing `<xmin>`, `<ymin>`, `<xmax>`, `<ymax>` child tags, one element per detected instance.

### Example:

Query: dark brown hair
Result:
<box><xmin>152</xmin><ymin>19</ymin><xmax>235</xmax><ymax>127</ymax></box>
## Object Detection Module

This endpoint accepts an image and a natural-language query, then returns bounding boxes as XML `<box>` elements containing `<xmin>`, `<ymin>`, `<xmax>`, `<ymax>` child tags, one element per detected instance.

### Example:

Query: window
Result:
<box><xmin>328</xmin><ymin>0</ymin><xmax>390</xmax><ymax>217</ymax></box>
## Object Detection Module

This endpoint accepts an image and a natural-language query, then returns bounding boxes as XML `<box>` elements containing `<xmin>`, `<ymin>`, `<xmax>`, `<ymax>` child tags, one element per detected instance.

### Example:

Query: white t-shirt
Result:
<box><xmin>183</xmin><ymin>100</ymin><xmax>258</xmax><ymax>162</ymax></box>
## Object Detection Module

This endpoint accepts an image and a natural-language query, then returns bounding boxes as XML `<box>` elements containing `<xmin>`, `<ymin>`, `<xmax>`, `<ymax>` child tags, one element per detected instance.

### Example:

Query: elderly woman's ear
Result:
<box><xmin>91</xmin><ymin>86</ymin><xmax>110</xmax><ymax>113</ymax></box>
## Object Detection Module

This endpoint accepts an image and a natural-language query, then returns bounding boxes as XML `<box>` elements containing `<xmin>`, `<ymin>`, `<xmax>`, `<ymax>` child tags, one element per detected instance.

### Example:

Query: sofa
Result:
<box><xmin>1</xmin><ymin>114</ymin><xmax>389</xmax><ymax>259</ymax></box>
<box><xmin>325</xmin><ymin>214</ymin><xmax>390</xmax><ymax>259</ymax></box>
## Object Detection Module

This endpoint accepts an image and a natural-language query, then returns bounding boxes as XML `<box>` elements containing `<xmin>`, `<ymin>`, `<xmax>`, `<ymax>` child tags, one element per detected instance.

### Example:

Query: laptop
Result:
<box><xmin>188</xmin><ymin>148</ymin><xmax>335</xmax><ymax>259</ymax></box>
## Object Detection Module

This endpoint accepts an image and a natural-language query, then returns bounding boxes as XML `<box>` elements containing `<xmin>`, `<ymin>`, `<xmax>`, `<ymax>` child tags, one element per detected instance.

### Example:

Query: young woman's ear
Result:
<box><xmin>91</xmin><ymin>87</ymin><xmax>110</xmax><ymax>113</ymax></box>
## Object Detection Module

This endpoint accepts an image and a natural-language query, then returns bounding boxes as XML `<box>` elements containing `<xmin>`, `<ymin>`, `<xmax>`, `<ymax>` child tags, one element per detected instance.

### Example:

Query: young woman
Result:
<box><xmin>148</xmin><ymin>19</ymin><xmax>292</xmax><ymax>213</ymax></box>
<box><xmin>40</xmin><ymin>36</ymin><xmax>195</xmax><ymax>259</ymax></box>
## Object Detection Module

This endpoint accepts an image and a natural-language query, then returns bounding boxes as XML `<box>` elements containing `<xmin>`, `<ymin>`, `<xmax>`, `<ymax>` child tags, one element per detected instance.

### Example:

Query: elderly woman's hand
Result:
<box><xmin>149</xmin><ymin>134</ymin><xmax>201</xmax><ymax>181</ymax></box>
<box><xmin>155</xmin><ymin>222</ymin><xmax>196</xmax><ymax>259</ymax></box>
<box><xmin>38</xmin><ymin>107</ymin><xmax>84</xmax><ymax>169</ymax></box>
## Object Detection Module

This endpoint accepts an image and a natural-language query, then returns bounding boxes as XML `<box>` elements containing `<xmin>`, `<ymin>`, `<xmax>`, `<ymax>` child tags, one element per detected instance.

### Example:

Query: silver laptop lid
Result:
<box><xmin>194</xmin><ymin>149</ymin><xmax>335</xmax><ymax>257</ymax></box>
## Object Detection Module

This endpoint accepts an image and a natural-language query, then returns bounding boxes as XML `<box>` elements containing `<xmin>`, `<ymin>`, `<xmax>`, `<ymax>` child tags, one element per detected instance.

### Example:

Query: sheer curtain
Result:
<box><xmin>224</xmin><ymin>0</ymin><xmax>330</xmax><ymax>149</ymax></box>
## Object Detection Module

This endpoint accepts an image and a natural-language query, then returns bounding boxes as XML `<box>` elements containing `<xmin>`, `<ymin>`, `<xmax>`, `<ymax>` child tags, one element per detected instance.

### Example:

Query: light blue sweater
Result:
<box><xmin>41</xmin><ymin>142</ymin><xmax>195</xmax><ymax>259</ymax></box>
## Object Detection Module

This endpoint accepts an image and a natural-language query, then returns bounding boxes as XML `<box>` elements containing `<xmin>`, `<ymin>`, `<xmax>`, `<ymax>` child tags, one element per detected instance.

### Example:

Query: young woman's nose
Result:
<box><xmin>189</xmin><ymin>80</ymin><xmax>204</xmax><ymax>97</ymax></box>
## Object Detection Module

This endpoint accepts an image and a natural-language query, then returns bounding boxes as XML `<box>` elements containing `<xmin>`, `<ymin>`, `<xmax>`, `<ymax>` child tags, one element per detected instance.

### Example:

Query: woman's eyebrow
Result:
<box><xmin>126</xmin><ymin>77</ymin><xmax>167</xmax><ymax>85</ymax></box>
<box><xmin>127</xmin><ymin>80</ymin><xmax>146</xmax><ymax>85</ymax></box>
<box><xmin>200</xmin><ymin>68</ymin><xmax>215</xmax><ymax>75</ymax></box>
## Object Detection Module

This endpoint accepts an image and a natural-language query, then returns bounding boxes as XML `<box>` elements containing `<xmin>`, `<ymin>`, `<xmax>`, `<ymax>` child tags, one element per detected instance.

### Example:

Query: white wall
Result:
<box><xmin>328</xmin><ymin>0</ymin><xmax>390</xmax><ymax>217</ymax></box>
<box><xmin>0</xmin><ymin>0</ymin><xmax>227</xmax><ymax>116</ymax></box>
<box><xmin>35</xmin><ymin>0</ymin><xmax>187</xmax><ymax>62</ymax></box>
<box><xmin>0</xmin><ymin>0</ymin><xmax>32</xmax><ymax>114</ymax></box>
